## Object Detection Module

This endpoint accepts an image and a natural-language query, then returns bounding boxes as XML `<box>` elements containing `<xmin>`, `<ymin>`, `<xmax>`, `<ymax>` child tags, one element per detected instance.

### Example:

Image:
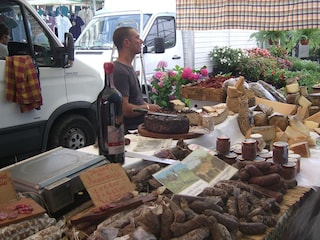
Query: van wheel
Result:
<box><xmin>48</xmin><ymin>114</ymin><xmax>96</xmax><ymax>150</ymax></box>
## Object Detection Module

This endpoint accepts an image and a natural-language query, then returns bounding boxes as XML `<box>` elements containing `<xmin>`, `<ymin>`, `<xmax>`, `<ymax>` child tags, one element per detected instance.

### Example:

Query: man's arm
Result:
<box><xmin>122</xmin><ymin>96</ymin><xmax>161</xmax><ymax>118</ymax></box>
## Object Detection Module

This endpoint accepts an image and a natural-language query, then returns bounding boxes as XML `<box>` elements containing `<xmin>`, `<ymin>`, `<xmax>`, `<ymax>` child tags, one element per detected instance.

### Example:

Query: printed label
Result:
<box><xmin>107</xmin><ymin>124</ymin><xmax>124</xmax><ymax>154</ymax></box>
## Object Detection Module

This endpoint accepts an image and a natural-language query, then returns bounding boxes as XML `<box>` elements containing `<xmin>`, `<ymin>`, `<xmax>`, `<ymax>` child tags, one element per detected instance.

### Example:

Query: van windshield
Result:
<box><xmin>75</xmin><ymin>13</ymin><xmax>151</xmax><ymax>50</ymax></box>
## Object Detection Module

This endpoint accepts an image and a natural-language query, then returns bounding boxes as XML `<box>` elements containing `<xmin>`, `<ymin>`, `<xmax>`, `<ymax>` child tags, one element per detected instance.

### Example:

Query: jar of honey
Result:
<box><xmin>216</xmin><ymin>136</ymin><xmax>230</xmax><ymax>156</ymax></box>
<box><xmin>242</xmin><ymin>139</ymin><xmax>257</xmax><ymax>160</ymax></box>
<box><xmin>272</xmin><ymin>141</ymin><xmax>288</xmax><ymax>164</ymax></box>
<box><xmin>288</xmin><ymin>153</ymin><xmax>301</xmax><ymax>173</ymax></box>
<box><xmin>280</xmin><ymin>162</ymin><xmax>297</xmax><ymax>180</ymax></box>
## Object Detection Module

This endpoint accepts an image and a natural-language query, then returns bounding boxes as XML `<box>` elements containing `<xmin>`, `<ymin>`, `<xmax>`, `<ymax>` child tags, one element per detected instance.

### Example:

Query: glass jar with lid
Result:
<box><xmin>216</xmin><ymin>136</ymin><xmax>230</xmax><ymax>156</ymax></box>
<box><xmin>272</xmin><ymin>141</ymin><xmax>288</xmax><ymax>164</ymax></box>
<box><xmin>242</xmin><ymin>138</ymin><xmax>257</xmax><ymax>160</ymax></box>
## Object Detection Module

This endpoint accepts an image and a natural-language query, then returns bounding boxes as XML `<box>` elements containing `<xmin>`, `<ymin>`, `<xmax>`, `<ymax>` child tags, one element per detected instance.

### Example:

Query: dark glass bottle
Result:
<box><xmin>97</xmin><ymin>62</ymin><xmax>125</xmax><ymax>164</ymax></box>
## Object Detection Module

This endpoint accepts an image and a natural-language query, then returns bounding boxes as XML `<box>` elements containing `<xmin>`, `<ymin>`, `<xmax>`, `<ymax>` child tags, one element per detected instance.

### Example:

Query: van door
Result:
<box><xmin>142</xmin><ymin>15</ymin><xmax>184</xmax><ymax>80</ymax></box>
<box><xmin>0</xmin><ymin>0</ymin><xmax>66</xmax><ymax>163</ymax></box>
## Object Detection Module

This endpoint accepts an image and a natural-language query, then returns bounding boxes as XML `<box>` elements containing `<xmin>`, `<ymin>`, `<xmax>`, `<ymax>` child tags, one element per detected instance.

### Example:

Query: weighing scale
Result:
<box><xmin>7</xmin><ymin>147</ymin><xmax>107</xmax><ymax>213</ymax></box>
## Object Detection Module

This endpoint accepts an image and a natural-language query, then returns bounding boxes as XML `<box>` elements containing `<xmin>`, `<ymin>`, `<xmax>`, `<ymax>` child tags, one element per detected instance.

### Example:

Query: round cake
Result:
<box><xmin>144</xmin><ymin>114</ymin><xmax>190</xmax><ymax>134</ymax></box>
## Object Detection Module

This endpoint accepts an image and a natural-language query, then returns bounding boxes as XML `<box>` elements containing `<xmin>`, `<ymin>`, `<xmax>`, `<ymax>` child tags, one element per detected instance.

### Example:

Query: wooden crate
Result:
<box><xmin>180</xmin><ymin>85</ymin><xmax>225</xmax><ymax>102</ymax></box>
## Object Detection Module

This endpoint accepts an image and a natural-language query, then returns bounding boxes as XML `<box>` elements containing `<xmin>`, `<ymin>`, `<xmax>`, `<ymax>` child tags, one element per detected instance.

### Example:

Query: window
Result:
<box><xmin>76</xmin><ymin>14</ymin><xmax>151</xmax><ymax>50</ymax></box>
<box><xmin>25</xmin><ymin>10</ymin><xmax>53</xmax><ymax>66</ymax></box>
<box><xmin>144</xmin><ymin>16</ymin><xmax>176</xmax><ymax>53</ymax></box>
<box><xmin>0</xmin><ymin>0</ymin><xmax>53</xmax><ymax>66</ymax></box>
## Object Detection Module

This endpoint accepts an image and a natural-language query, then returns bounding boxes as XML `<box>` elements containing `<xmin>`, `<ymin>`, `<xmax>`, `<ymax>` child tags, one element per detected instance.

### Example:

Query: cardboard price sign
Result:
<box><xmin>0</xmin><ymin>171</ymin><xmax>17</xmax><ymax>204</ymax></box>
<box><xmin>80</xmin><ymin>164</ymin><xmax>134</xmax><ymax>207</ymax></box>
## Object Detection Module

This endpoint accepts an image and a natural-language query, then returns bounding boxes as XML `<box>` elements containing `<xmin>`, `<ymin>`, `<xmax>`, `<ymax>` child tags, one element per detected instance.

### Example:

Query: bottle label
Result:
<box><xmin>107</xmin><ymin>124</ymin><xmax>125</xmax><ymax>154</ymax></box>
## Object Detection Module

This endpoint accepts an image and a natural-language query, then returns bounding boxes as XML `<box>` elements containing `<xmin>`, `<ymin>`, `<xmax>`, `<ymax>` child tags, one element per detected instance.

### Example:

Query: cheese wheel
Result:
<box><xmin>286</xmin><ymin>83</ymin><xmax>300</xmax><ymax>94</ymax></box>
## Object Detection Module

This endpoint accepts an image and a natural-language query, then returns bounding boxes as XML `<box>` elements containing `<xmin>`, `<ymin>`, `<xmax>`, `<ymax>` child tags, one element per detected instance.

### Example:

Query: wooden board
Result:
<box><xmin>0</xmin><ymin>198</ymin><xmax>46</xmax><ymax>227</ymax></box>
<box><xmin>138</xmin><ymin>124</ymin><xmax>203</xmax><ymax>140</ymax></box>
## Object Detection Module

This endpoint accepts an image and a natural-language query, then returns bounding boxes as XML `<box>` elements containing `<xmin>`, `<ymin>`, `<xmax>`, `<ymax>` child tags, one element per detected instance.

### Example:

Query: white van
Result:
<box><xmin>0</xmin><ymin>0</ymin><xmax>102</xmax><ymax>167</ymax></box>
<box><xmin>75</xmin><ymin>0</ymin><xmax>257</xmax><ymax>92</ymax></box>
<box><xmin>75</xmin><ymin>0</ymin><xmax>184</xmax><ymax>94</ymax></box>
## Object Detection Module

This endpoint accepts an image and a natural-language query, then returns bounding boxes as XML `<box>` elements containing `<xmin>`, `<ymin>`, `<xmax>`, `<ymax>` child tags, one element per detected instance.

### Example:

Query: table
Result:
<box><xmin>78</xmin><ymin>114</ymin><xmax>320</xmax><ymax>188</ymax></box>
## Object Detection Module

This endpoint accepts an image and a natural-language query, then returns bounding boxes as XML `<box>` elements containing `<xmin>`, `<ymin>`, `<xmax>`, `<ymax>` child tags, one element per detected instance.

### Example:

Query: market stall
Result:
<box><xmin>1</xmin><ymin>107</ymin><xmax>319</xmax><ymax>239</ymax></box>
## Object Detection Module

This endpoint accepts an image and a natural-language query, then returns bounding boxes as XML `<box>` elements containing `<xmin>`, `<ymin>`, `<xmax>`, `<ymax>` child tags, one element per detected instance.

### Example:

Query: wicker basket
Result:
<box><xmin>180</xmin><ymin>85</ymin><xmax>225</xmax><ymax>102</ymax></box>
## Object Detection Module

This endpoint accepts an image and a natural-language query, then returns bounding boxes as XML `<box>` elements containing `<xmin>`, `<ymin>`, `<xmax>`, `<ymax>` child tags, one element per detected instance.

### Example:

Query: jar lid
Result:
<box><xmin>217</xmin><ymin>135</ymin><xmax>230</xmax><ymax>140</ymax></box>
<box><xmin>259</xmin><ymin>151</ymin><xmax>273</xmax><ymax>159</ymax></box>
<box><xmin>282</xmin><ymin>162</ymin><xmax>296</xmax><ymax>168</ymax></box>
<box><xmin>242</xmin><ymin>138</ymin><xmax>256</xmax><ymax>144</ymax></box>
<box><xmin>250</xmin><ymin>133</ymin><xmax>262</xmax><ymax>138</ymax></box>
<box><xmin>288</xmin><ymin>153</ymin><xmax>301</xmax><ymax>160</ymax></box>
<box><xmin>273</xmin><ymin>141</ymin><xmax>289</xmax><ymax>147</ymax></box>
<box><xmin>224</xmin><ymin>152</ymin><xmax>237</xmax><ymax>159</ymax></box>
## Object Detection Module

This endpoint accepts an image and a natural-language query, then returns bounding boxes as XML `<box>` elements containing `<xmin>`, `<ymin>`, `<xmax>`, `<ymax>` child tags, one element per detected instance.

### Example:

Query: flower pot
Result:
<box><xmin>268</xmin><ymin>39</ymin><xmax>279</xmax><ymax>45</ymax></box>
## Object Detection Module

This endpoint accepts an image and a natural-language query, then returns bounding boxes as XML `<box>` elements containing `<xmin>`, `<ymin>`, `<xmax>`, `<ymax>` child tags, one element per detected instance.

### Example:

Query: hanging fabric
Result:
<box><xmin>176</xmin><ymin>0</ymin><xmax>320</xmax><ymax>30</ymax></box>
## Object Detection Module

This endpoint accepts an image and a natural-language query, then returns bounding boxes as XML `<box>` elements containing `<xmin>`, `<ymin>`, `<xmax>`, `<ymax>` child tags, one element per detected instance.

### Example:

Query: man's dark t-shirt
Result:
<box><xmin>113</xmin><ymin>61</ymin><xmax>145</xmax><ymax>132</ymax></box>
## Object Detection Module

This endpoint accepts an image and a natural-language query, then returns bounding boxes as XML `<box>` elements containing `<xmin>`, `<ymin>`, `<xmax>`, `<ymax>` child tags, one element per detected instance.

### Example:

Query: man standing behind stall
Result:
<box><xmin>0</xmin><ymin>23</ymin><xmax>9</xmax><ymax>59</ymax></box>
<box><xmin>112</xmin><ymin>27</ymin><xmax>161</xmax><ymax>133</ymax></box>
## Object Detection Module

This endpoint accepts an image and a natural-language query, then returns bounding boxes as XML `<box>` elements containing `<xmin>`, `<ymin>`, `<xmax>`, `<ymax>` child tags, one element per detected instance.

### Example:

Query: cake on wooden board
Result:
<box><xmin>143</xmin><ymin>114</ymin><xmax>190</xmax><ymax>134</ymax></box>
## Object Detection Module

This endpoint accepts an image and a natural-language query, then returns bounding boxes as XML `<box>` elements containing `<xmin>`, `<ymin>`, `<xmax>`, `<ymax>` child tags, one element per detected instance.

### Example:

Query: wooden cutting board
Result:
<box><xmin>0</xmin><ymin>198</ymin><xmax>46</xmax><ymax>227</ymax></box>
<box><xmin>138</xmin><ymin>124</ymin><xmax>203</xmax><ymax>140</ymax></box>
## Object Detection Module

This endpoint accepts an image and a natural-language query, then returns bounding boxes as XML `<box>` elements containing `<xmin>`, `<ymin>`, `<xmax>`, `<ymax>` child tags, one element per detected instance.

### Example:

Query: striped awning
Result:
<box><xmin>176</xmin><ymin>0</ymin><xmax>320</xmax><ymax>30</ymax></box>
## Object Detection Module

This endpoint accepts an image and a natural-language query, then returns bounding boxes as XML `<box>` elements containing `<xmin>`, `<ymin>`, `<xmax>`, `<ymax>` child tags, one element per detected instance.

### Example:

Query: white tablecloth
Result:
<box><xmin>78</xmin><ymin>114</ymin><xmax>320</xmax><ymax>188</ymax></box>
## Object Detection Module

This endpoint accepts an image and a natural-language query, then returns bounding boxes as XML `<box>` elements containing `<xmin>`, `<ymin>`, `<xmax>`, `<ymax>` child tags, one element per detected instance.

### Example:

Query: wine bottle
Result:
<box><xmin>97</xmin><ymin>62</ymin><xmax>125</xmax><ymax>164</ymax></box>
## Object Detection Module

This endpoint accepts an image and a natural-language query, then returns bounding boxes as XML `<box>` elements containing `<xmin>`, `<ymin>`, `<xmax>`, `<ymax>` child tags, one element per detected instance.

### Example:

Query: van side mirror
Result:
<box><xmin>143</xmin><ymin>45</ymin><xmax>148</xmax><ymax>53</ymax></box>
<box><xmin>64</xmin><ymin>32</ymin><xmax>74</xmax><ymax>68</ymax></box>
<box><xmin>154</xmin><ymin>37</ymin><xmax>165</xmax><ymax>53</ymax></box>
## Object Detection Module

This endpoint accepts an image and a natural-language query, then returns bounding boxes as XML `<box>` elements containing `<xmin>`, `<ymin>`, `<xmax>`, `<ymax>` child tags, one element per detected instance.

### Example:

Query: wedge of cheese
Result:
<box><xmin>286</xmin><ymin>83</ymin><xmax>300</xmax><ymax>94</ymax></box>
<box><xmin>227</xmin><ymin>86</ymin><xmax>241</xmax><ymax>98</ymax></box>
<box><xmin>289</xmin><ymin>141</ymin><xmax>310</xmax><ymax>158</ymax></box>
<box><xmin>285</xmin><ymin>126</ymin><xmax>307</xmax><ymax>140</ymax></box>
<box><xmin>295</xmin><ymin>106</ymin><xmax>309</xmax><ymax>120</ymax></box>
<box><xmin>298</xmin><ymin>95</ymin><xmax>312</xmax><ymax>107</ymax></box>
<box><xmin>289</xmin><ymin>116</ymin><xmax>310</xmax><ymax>137</ymax></box>
<box><xmin>304</xmin><ymin>120</ymin><xmax>319</xmax><ymax>130</ymax></box>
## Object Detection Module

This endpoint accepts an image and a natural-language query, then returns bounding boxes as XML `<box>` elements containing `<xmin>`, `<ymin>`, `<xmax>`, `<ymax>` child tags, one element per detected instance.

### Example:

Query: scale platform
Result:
<box><xmin>7</xmin><ymin>147</ymin><xmax>107</xmax><ymax>213</ymax></box>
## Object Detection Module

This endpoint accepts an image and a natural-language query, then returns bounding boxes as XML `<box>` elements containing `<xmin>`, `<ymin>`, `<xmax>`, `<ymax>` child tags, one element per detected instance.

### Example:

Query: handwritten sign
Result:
<box><xmin>0</xmin><ymin>171</ymin><xmax>16</xmax><ymax>204</ymax></box>
<box><xmin>80</xmin><ymin>164</ymin><xmax>134</xmax><ymax>207</ymax></box>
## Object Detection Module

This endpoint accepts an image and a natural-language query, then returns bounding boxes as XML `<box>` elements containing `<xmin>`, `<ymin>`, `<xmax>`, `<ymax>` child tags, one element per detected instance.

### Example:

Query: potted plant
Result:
<box><xmin>250</xmin><ymin>30</ymin><xmax>287</xmax><ymax>46</ymax></box>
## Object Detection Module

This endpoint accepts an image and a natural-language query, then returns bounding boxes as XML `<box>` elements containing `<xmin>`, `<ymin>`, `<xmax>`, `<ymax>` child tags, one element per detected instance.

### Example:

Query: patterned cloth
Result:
<box><xmin>176</xmin><ymin>0</ymin><xmax>320</xmax><ymax>30</ymax></box>
<box><xmin>5</xmin><ymin>55</ymin><xmax>43</xmax><ymax>113</ymax></box>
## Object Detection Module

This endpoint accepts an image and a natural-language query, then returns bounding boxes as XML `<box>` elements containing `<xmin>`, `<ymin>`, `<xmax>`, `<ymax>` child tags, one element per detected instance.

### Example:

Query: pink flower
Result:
<box><xmin>192</xmin><ymin>73</ymin><xmax>201</xmax><ymax>81</ymax></box>
<box><xmin>169</xmin><ymin>95</ymin><xmax>175</xmax><ymax>100</ymax></box>
<box><xmin>169</xmin><ymin>71</ymin><xmax>176</xmax><ymax>77</ymax></box>
<box><xmin>159</xmin><ymin>72</ymin><xmax>167</xmax><ymax>81</ymax></box>
<box><xmin>157</xmin><ymin>61</ymin><xmax>168</xmax><ymax>69</ymax></box>
<box><xmin>154</xmin><ymin>71</ymin><xmax>163</xmax><ymax>80</ymax></box>
<box><xmin>181</xmin><ymin>67</ymin><xmax>193</xmax><ymax>79</ymax></box>
<box><xmin>158</xmin><ymin>81</ymin><xmax>163</xmax><ymax>87</ymax></box>
<box><xmin>201</xmin><ymin>68</ymin><xmax>208</xmax><ymax>76</ymax></box>
<box><xmin>152</xmin><ymin>87</ymin><xmax>157</xmax><ymax>94</ymax></box>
